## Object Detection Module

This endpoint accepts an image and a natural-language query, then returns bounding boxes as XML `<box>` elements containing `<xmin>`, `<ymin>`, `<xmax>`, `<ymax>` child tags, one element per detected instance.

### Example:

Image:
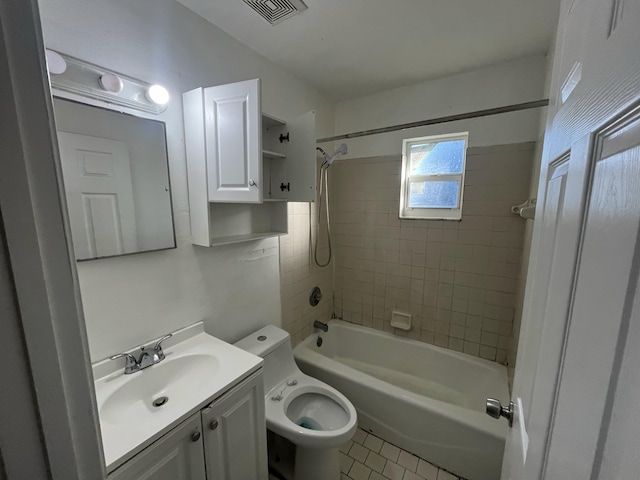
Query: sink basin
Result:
<box><xmin>93</xmin><ymin>325</ymin><xmax>263</xmax><ymax>472</ymax></box>
<box><xmin>100</xmin><ymin>353</ymin><xmax>219</xmax><ymax>426</ymax></box>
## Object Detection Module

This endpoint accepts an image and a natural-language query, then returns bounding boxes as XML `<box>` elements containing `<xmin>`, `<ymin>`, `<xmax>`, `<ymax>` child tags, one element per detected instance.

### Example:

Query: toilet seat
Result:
<box><xmin>265</xmin><ymin>373</ymin><xmax>357</xmax><ymax>448</ymax></box>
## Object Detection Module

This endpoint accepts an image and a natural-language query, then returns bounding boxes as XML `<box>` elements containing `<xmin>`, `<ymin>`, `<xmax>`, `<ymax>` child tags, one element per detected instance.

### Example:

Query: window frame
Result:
<box><xmin>399</xmin><ymin>132</ymin><xmax>469</xmax><ymax>220</ymax></box>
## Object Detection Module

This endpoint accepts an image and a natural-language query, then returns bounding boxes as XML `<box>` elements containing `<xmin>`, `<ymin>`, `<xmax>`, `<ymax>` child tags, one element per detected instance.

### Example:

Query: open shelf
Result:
<box><xmin>262</xmin><ymin>113</ymin><xmax>286</xmax><ymax>127</ymax></box>
<box><xmin>209</xmin><ymin>231</ymin><xmax>286</xmax><ymax>247</ymax></box>
<box><xmin>208</xmin><ymin>202</ymin><xmax>287</xmax><ymax>247</ymax></box>
<box><xmin>262</xmin><ymin>149</ymin><xmax>286</xmax><ymax>160</ymax></box>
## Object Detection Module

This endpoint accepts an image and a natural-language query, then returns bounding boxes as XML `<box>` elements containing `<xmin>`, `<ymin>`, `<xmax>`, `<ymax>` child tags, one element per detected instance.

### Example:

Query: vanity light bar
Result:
<box><xmin>46</xmin><ymin>50</ymin><xmax>169</xmax><ymax>115</ymax></box>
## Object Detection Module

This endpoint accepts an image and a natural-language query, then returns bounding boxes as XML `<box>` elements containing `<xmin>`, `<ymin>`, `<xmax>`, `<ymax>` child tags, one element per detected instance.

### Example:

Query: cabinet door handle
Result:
<box><xmin>210</xmin><ymin>420</ymin><xmax>219</xmax><ymax>430</ymax></box>
<box><xmin>191</xmin><ymin>431</ymin><xmax>201</xmax><ymax>442</ymax></box>
<box><xmin>249</xmin><ymin>179</ymin><xmax>257</xmax><ymax>187</ymax></box>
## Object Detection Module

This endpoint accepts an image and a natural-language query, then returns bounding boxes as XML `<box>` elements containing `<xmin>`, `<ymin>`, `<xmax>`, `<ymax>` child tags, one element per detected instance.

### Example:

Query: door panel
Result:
<box><xmin>502</xmin><ymin>0</ymin><xmax>640</xmax><ymax>476</ymax></box>
<box><xmin>204</xmin><ymin>79</ymin><xmax>262</xmax><ymax>203</ymax></box>
<box><xmin>57</xmin><ymin>132</ymin><xmax>138</xmax><ymax>259</ymax></box>
<box><xmin>504</xmin><ymin>141</ymin><xmax>589</xmax><ymax>479</ymax></box>
<box><xmin>544</xmin><ymin>110</ymin><xmax>640</xmax><ymax>478</ymax></box>
<box><xmin>108</xmin><ymin>413</ymin><xmax>205</xmax><ymax>480</ymax></box>
<box><xmin>202</xmin><ymin>372</ymin><xmax>267</xmax><ymax>480</ymax></box>
<box><xmin>282</xmin><ymin>110</ymin><xmax>316</xmax><ymax>202</ymax></box>
<box><xmin>595</xmin><ymin>255</ymin><xmax>640</xmax><ymax>480</ymax></box>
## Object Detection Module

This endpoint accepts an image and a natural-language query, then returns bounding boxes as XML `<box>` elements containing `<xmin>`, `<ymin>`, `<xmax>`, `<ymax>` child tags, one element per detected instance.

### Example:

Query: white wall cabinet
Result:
<box><xmin>183</xmin><ymin>78</ymin><xmax>316</xmax><ymax>246</ymax></box>
<box><xmin>108</xmin><ymin>372</ymin><xmax>267</xmax><ymax>480</ymax></box>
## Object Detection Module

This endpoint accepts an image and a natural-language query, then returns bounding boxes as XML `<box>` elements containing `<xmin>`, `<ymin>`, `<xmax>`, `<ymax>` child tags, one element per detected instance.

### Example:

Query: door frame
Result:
<box><xmin>0</xmin><ymin>0</ymin><xmax>105</xmax><ymax>478</ymax></box>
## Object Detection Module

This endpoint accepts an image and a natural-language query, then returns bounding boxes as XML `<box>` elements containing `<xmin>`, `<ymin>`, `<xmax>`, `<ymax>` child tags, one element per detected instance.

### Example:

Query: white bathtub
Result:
<box><xmin>293</xmin><ymin>320</ymin><xmax>509</xmax><ymax>480</ymax></box>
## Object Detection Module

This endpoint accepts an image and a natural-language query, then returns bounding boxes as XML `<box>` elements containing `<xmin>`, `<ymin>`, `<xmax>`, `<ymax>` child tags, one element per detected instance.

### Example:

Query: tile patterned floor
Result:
<box><xmin>339</xmin><ymin>428</ymin><xmax>464</xmax><ymax>480</ymax></box>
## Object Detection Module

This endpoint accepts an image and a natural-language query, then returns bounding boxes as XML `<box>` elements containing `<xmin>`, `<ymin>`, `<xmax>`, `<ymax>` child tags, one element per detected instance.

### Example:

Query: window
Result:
<box><xmin>399</xmin><ymin>132</ymin><xmax>468</xmax><ymax>220</ymax></box>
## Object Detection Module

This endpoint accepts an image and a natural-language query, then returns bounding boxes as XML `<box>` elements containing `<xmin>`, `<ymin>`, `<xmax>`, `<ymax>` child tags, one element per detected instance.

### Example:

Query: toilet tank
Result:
<box><xmin>235</xmin><ymin>325</ymin><xmax>299</xmax><ymax>394</ymax></box>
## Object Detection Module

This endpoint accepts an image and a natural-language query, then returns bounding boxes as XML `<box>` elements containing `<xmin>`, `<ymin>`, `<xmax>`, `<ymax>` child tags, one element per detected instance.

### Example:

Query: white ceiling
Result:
<box><xmin>177</xmin><ymin>0</ymin><xmax>560</xmax><ymax>102</ymax></box>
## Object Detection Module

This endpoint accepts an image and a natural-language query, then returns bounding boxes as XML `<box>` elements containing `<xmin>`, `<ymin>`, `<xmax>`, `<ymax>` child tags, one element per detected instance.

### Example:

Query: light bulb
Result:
<box><xmin>99</xmin><ymin>73</ymin><xmax>124</xmax><ymax>93</ymax></box>
<box><xmin>45</xmin><ymin>49</ymin><xmax>67</xmax><ymax>75</ymax></box>
<box><xmin>146</xmin><ymin>85</ymin><xmax>169</xmax><ymax>106</ymax></box>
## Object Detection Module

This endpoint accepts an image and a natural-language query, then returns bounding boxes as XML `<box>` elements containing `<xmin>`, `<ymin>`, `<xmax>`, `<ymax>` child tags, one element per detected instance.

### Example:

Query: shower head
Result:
<box><xmin>318</xmin><ymin>143</ymin><xmax>348</xmax><ymax>166</ymax></box>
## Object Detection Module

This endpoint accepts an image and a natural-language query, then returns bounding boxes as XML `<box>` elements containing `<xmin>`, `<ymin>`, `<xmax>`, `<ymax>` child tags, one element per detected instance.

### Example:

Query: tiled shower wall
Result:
<box><xmin>279</xmin><ymin>202</ymin><xmax>333</xmax><ymax>344</ymax></box>
<box><xmin>330</xmin><ymin>143</ymin><xmax>534</xmax><ymax>363</ymax></box>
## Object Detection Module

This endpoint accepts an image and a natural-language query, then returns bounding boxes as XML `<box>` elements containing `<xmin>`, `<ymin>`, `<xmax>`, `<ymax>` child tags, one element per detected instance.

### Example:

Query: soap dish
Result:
<box><xmin>390</xmin><ymin>311</ymin><xmax>412</xmax><ymax>331</ymax></box>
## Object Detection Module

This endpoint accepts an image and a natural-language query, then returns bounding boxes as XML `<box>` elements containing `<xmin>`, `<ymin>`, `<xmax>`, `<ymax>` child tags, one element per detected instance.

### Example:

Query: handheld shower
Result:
<box><xmin>313</xmin><ymin>143</ymin><xmax>349</xmax><ymax>268</ymax></box>
<box><xmin>326</xmin><ymin>143</ymin><xmax>348</xmax><ymax>164</ymax></box>
<box><xmin>317</xmin><ymin>143</ymin><xmax>349</xmax><ymax>166</ymax></box>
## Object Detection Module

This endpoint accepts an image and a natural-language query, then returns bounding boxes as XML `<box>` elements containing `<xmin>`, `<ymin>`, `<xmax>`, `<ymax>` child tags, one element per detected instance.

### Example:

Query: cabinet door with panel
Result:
<box><xmin>108</xmin><ymin>413</ymin><xmax>206</xmax><ymax>480</ymax></box>
<box><xmin>184</xmin><ymin>79</ymin><xmax>262</xmax><ymax>204</ymax></box>
<box><xmin>202</xmin><ymin>372</ymin><xmax>268</xmax><ymax>480</ymax></box>
<box><xmin>265</xmin><ymin>110</ymin><xmax>316</xmax><ymax>202</ymax></box>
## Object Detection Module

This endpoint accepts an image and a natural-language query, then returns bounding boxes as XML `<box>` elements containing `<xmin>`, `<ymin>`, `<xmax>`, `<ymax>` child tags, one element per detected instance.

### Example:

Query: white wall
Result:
<box><xmin>331</xmin><ymin>55</ymin><xmax>548</xmax><ymax>158</ymax></box>
<box><xmin>38</xmin><ymin>0</ymin><xmax>334</xmax><ymax>361</ymax></box>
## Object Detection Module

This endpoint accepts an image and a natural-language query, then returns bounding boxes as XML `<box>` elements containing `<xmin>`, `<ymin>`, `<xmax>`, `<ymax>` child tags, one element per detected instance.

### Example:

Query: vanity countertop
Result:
<box><xmin>92</xmin><ymin>323</ymin><xmax>262</xmax><ymax>472</ymax></box>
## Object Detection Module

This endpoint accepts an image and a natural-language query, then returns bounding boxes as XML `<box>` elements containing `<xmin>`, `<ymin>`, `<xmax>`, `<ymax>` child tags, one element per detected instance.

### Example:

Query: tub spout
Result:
<box><xmin>314</xmin><ymin>320</ymin><xmax>329</xmax><ymax>332</ymax></box>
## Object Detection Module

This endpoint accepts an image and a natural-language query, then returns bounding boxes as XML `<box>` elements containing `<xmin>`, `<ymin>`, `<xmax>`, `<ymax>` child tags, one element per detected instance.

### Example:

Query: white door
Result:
<box><xmin>57</xmin><ymin>132</ymin><xmax>138</xmax><ymax>260</ymax></box>
<box><xmin>204</xmin><ymin>78</ymin><xmax>262</xmax><ymax>203</ymax></box>
<box><xmin>108</xmin><ymin>413</ymin><xmax>206</xmax><ymax>480</ymax></box>
<box><xmin>202</xmin><ymin>372</ymin><xmax>268</xmax><ymax>480</ymax></box>
<box><xmin>501</xmin><ymin>0</ymin><xmax>640</xmax><ymax>478</ymax></box>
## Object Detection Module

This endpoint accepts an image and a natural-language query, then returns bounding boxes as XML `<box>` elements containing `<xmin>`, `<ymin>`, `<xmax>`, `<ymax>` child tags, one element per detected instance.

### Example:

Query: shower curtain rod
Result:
<box><xmin>316</xmin><ymin>99</ymin><xmax>549</xmax><ymax>143</ymax></box>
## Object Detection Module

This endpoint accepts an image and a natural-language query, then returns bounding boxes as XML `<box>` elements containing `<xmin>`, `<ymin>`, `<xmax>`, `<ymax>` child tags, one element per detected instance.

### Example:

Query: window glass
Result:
<box><xmin>409</xmin><ymin>140</ymin><xmax>465</xmax><ymax>175</ymax></box>
<box><xmin>400</xmin><ymin>132</ymin><xmax>468</xmax><ymax>220</ymax></box>
<box><xmin>408</xmin><ymin>180</ymin><xmax>460</xmax><ymax>208</ymax></box>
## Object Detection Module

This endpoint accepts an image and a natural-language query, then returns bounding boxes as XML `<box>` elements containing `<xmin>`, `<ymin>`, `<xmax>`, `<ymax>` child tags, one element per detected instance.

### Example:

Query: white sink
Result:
<box><xmin>100</xmin><ymin>353</ymin><xmax>220</xmax><ymax>426</ymax></box>
<box><xmin>93</xmin><ymin>323</ymin><xmax>262</xmax><ymax>472</ymax></box>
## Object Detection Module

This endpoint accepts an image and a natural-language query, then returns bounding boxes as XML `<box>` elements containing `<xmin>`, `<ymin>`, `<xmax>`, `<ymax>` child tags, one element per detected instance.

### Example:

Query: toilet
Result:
<box><xmin>235</xmin><ymin>325</ymin><xmax>357</xmax><ymax>480</ymax></box>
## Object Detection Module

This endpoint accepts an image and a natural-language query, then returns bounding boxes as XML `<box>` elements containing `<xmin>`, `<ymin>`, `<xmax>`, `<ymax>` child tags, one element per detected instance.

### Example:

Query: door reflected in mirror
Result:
<box><xmin>53</xmin><ymin>98</ymin><xmax>176</xmax><ymax>261</ymax></box>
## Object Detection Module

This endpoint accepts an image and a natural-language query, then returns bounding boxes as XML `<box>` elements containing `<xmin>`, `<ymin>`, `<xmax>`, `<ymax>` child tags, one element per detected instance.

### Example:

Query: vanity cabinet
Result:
<box><xmin>183</xmin><ymin>78</ymin><xmax>316</xmax><ymax>246</ymax></box>
<box><xmin>202</xmin><ymin>370</ymin><xmax>267</xmax><ymax>479</ymax></box>
<box><xmin>108</xmin><ymin>371</ymin><xmax>267</xmax><ymax>480</ymax></box>
<box><xmin>108</xmin><ymin>412</ymin><xmax>206</xmax><ymax>480</ymax></box>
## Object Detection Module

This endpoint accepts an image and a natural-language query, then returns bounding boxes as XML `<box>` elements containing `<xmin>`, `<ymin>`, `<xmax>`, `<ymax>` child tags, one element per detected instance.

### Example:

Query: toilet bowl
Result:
<box><xmin>235</xmin><ymin>325</ymin><xmax>357</xmax><ymax>480</ymax></box>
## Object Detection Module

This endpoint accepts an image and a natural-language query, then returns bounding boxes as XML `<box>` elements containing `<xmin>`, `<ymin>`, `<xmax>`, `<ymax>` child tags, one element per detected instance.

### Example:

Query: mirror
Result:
<box><xmin>53</xmin><ymin>98</ymin><xmax>176</xmax><ymax>261</ymax></box>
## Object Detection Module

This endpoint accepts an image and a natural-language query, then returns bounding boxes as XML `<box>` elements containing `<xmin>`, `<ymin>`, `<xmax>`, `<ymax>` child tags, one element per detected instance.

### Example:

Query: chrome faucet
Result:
<box><xmin>110</xmin><ymin>333</ymin><xmax>173</xmax><ymax>374</ymax></box>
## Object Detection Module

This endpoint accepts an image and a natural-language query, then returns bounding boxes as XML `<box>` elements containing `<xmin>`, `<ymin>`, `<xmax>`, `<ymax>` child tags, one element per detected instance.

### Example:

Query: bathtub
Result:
<box><xmin>293</xmin><ymin>320</ymin><xmax>509</xmax><ymax>480</ymax></box>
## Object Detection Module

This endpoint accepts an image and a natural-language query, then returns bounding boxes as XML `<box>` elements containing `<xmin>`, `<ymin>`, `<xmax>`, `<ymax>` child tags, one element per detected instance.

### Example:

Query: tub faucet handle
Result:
<box><xmin>486</xmin><ymin>398</ymin><xmax>514</xmax><ymax>427</ymax></box>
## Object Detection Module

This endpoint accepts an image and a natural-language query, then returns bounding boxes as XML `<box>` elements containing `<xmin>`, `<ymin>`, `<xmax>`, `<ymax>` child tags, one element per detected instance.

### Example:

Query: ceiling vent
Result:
<box><xmin>242</xmin><ymin>0</ymin><xmax>308</xmax><ymax>25</ymax></box>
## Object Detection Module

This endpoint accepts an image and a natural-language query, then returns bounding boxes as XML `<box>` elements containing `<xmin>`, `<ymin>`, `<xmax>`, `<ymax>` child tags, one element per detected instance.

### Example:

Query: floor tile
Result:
<box><xmin>398</xmin><ymin>450</ymin><xmax>419</xmax><ymax>472</ymax></box>
<box><xmin>364</xmin><ymin>451</ymin><xmax>386</xmax><ymax>473</ymax></box>
<box><xmin>346</xmin><ymin>427</ymin><xmax>467</xmax><ymax>480</ymax></box>
<box><xmin>349</xmin><ymin>461</ymin><xmax>372</xmax><ymax>480</ymax></box>
<box><xmin>349</xmin><ymin>442</ymin><xmax>369</xmax><ymax>463</ymax></box>
<box><xmin>352</xmin><ymin>428</ymin><xmax>368</xmax><ymax>444</ymax></box>
<box><xmin>340</xmin><ymin>452</ymin><xmax>354</xmax><ymax>474</ymax></box>
<box><xmin>382</xmin><ymin>461</ymin><xmax>406</xmax><ymax>480</ymax></box>
<box><xmin>417</xmin><ymin>459</ymin><xmax>439</xmax><ymax>480</ymax></box>
<box><xmin>380</xmin><ymin>441</ymin><xmax>401</xmax><ymax>462</ymax></box>
<box><xmin>340</xmin><ymin>439</ymin><xmax>354</xmax><ymax>454</ymax></box>
<box><xmin>364</xmin><ymin>433</ymin><xmax>384</xmax><ymax>453</ymax></box>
